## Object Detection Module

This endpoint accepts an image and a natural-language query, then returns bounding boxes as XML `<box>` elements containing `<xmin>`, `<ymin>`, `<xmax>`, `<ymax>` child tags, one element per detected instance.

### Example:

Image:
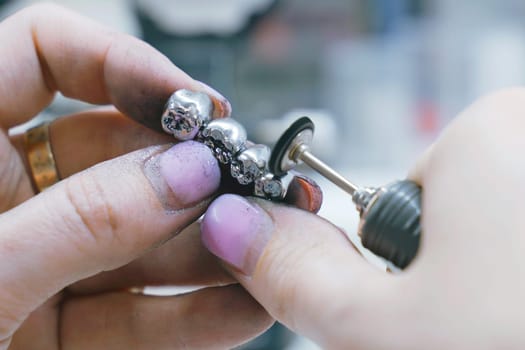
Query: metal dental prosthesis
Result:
<box><xmin>161</xmin><ymin>89</ymin><xmax>291</xmax><ymax>200</ymax></box>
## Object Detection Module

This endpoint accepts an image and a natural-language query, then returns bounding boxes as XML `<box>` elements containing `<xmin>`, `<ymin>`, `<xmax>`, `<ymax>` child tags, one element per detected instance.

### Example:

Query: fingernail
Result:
<box><xmin>201</xmin><ymin>194</ymin><xmax>273</xmax><ymax>275</ymax></box>
<box><xmin>195</xmin><ymin>81</ymin><xmax>232</xmax><ymax>118</ymax></box>
<box><xmin>157</xmin><ymin>141</ymin><xmax>221</xmax><ymax>207</ymax></box>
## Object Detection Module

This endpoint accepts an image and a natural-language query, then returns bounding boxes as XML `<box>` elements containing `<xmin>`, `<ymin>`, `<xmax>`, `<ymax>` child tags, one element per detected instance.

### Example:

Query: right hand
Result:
<box><xmin>201</xmin><ymin>88</ymin><xmax>525</xmax><ymax>349</ymax></box>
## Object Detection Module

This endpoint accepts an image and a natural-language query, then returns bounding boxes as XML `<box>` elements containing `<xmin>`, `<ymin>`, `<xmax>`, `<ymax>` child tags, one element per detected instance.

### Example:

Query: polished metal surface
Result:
<box><xmin>280</xmin><ymin>127</ymin><xmax>359</xmax><ymax>196</ymax></box>
<box><xmin>231</xmin><ymin>144</ymin><xmax>271</xmax><ymax>185</ymax></box>
<box><xmin>299</xmin><ymin>148</ymin><xmax>359</xmax><ymax>196</ymax></box>
<box><xmin>160</xmin><ymin>90</ymin><xmax>293</xmax><ymax>201</ymax></box>
<box><xmin>352</xmin><ymin>187</ymin><xmax>378</xmax><ymax>214</ymax></box>
<box><xmin>356</xmin><ymin>187</ymin><xmax>384</xmax><ymax>238</ymax></box>
<box><xmin>254</xmin><ymin>173</ymin><xmax>285</xmax><ymax>199</ymax></box>
<box><xmin>279</xmin><ymin>129</ymin><xmax>314</xmax><ymax>172</ymax></box>
<box><xmin>161</xmin><ymin>89</ymin><xmax>213</xmax><ymax>140</ymax></box>
<box><xmin>201</xmin><ymin>118</ymin><xmax>248</xmax><ymax>164</ymax></box>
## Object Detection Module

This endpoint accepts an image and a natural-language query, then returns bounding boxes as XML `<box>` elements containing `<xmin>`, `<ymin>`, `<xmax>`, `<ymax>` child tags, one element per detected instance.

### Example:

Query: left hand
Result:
<box><xmin>0</xmin><ymin>4</ymin><xmax>273</xmax><ymax>349</ymax></box>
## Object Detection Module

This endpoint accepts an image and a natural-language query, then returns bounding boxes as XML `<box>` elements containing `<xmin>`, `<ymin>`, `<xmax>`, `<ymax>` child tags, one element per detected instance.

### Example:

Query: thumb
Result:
<box><xmin>0</xmin><ymin>141</ymin><xmax>220</xmax><ymax>326</ymax></box>
<box><xmin>201</xmin><ymin>194</ymin><xmax>401</xmax><ymax>349</ymax></box>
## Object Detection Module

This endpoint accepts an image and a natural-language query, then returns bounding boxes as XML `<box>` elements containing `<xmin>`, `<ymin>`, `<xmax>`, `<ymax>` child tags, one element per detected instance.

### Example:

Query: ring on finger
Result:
<box><xmin>24</xmin><ymin>121</ymin><xmax>60</xmax><ymax>192</ymax></box>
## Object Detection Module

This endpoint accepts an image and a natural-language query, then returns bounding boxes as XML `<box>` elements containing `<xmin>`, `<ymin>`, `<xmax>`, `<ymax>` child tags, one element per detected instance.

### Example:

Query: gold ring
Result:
<box><xmin>24</xmin><ymin>122</ymin><xmax>60</xmax><ymax>192</ymax></box>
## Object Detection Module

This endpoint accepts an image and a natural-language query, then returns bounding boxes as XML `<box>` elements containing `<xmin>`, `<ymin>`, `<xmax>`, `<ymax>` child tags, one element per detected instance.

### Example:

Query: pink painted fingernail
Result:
<box><xmin>201</xmin><ymin>194</ymin><xmax>273</xmax><ymax>275</ymax></box>
<box><xmin>195</xmin><ymin>81</ymin><xmax>232</xmax><ymax>118</ymax></box>
<box><xmin>158</xmin><ymin>141</ymin><xmax>221</xmax><ymax>206</ymax></box>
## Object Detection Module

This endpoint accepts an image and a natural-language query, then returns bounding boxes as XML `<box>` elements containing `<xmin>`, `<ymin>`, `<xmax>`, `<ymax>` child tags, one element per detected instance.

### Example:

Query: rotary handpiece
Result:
<box><xmin>269</xmin><ymin>117</ymin><xmax>421</xmax><ymax>269</ymax></box>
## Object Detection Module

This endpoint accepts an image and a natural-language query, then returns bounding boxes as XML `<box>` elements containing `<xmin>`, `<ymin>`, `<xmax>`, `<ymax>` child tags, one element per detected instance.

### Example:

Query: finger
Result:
<box><xmin>200</xmin><ymin>194</ymin><xmax>400</xmax><ymax>348</ymax></box>
<box><xmin>59</xmin><ymin>285</ymin><xmax>272</xmax><ymax>350</ymax></box>
<box><xmin>8</xmin><ymin>111</ymin><xmax>318</xmax><ymax>292</ymax></box>
<box><xmin>0</xmin><ymin>129</ymin><xmax>33</xmax><ymax>212</ymax></box>
<box><xmin>51</xmin><ymin>109</ymin><xmax>174</xmax><ymax>177</ymax></box>
<box><xmin>414</xmin><ymin>88</ymin><xmax>525</xmax><ymax>263</ymax></box>
<box><xmin>68</xmin><ymin>221</ymin><xmax>234</xmax><ymax>295</ymax></box>
<box><xmin>10</xmin><ymin>110</ymin><xmax>322</xmax><ymax>215</ymax></box>
<box><xmin>7</xmin><ymin>109</ymin><xmax>172</xmax><ymax>211</ymax></box>
<box><xmin>0</xmin><ymin>141</ymin><xmax>221</xmax><ymax>336</ymax></box>
<box><xmin>9</xmin><ymin>109</ymin><xmax>173</xmax><ymax>181</ymax></box>
<box><xmin>0</xmin><ymin>3</ymin><xmax>230</xmax><ymax>131</ymax></box>
<box><xmin>8</xmin><ymin>294</ymin><xmax>62</xmax><ymax>349</ymax></box>
<box><xmin>65</xmin><ymin>177</ymin><xmax>323</xmax><ymax>296</ymax></box>
<box><xmin>407</xmin><ymin>142</ymin><xmax>435</xmax><ymax>184</ymax></box>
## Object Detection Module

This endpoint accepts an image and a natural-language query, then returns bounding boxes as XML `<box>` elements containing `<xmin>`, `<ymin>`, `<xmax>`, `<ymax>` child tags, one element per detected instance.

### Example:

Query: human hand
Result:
<box><xmin>201</xmin><ymin>88</ymin><xmax>525</xmax><ymax>349</ymax></box>
<box><xmin>0</xmin><ymin>4</ymin><xmax>281</xmax><ymax>349</ymax></box>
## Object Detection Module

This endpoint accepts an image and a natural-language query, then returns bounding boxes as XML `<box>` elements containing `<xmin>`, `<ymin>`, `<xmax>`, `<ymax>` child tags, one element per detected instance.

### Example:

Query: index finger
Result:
<box><xmin>0</xmin><ymin>3</ymin><xmax>231</xmax><ymax>130</ymax></box>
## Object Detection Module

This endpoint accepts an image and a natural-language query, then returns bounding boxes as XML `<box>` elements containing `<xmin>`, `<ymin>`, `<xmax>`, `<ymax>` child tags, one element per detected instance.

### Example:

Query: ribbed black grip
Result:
<box><xmin>361</xmin><ymin>180</ymin><xmax>421</xmax><ymax>269</ymax></box>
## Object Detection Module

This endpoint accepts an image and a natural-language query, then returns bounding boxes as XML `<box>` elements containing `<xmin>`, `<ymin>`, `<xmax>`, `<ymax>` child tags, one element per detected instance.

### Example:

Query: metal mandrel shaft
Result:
<box><xmin>292</xmin><ymin>145</ymin><xmax>359</xmax><ymax>196</ymax></box>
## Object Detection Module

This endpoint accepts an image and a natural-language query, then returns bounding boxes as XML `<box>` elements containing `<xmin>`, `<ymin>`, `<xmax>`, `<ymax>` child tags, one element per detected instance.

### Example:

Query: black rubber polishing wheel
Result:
<box><xmin>269</xmin><ymin>117</ymin><xmax>315</xmax><ymax>176</ymax></box>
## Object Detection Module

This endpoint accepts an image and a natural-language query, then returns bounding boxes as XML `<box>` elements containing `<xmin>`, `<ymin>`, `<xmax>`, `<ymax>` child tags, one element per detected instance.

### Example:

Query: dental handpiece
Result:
<box><xmin>269</xmin><ymin>117</ymin><xmax>421</xmax><ymax>269</ymax></box>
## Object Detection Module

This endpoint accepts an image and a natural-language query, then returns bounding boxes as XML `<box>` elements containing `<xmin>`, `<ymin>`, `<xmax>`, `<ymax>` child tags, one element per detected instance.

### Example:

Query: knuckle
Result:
<box><xmin>259</xmin><ymin>228</ymin><xmax>329</xmax><ymax>330</ymax></box>
<box><xmin>63</xmin><ymin>171</ymin><xmax>121</xmax><ymax>255</ymax></box>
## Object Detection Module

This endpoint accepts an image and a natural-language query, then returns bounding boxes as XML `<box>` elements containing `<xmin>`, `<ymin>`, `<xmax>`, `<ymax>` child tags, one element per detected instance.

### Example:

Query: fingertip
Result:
<box><xmin>152</xmin><ymin>141</ymin><xmax>221</xmax><ymax>208</ymax></box>
<box><xmin>201</xmin><ymin>194</ymin><xmax>274</xmax><ymax>275</ymax></box>
<box><xmin>204</xmin><ymin>200</ymin><xmax>399</xmax><ymax>343</ymax></box>
<box><xmin>193</xmin><ymin>81</ymin><xmax>232</xmax><ymax>118</ymax></box>
<box><xmin>104</xmin><ymin>36</ymin><xmax>196</xmax><ymax>131</ymax></box>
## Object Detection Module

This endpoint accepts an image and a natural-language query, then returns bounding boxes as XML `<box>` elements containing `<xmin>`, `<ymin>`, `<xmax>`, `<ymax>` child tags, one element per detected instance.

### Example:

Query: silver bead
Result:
<box><xmin>231</xmin><ymin>144</ymin><xmax>271</xmax><ymax>185</ymax></box>
<box><xmin>200</xmin><ymin>118</ymin><xmax>247</xmax><ymax>164</ymax></box>
<box><xmin>161</xmin><ymin>89</ymin><xmax>213</xmax><ymax>140</ymax></box>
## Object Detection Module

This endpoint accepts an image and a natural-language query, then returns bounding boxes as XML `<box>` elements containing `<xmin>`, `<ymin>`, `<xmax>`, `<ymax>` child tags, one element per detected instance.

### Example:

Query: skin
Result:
<box><xmin>0</xmin><ymin>4</ymin><xmax>319</xmax><ymax>349</ymax></box>
<box><xmin>201</xmin><ymin>87</ymin><xmax>525</xmax><ymax>349</ymax></box>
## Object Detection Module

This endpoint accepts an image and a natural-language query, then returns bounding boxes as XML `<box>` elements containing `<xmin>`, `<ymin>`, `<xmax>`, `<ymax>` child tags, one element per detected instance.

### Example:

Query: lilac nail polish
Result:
<box><xmin>159</xmin><ymin>141</ymin><xmax>220</xmax><ymax>206</ymax></box>
<box><xmin>201</xmin><ymin>194</ymin><xmax>273</xmax><ymax>275</ymax></box>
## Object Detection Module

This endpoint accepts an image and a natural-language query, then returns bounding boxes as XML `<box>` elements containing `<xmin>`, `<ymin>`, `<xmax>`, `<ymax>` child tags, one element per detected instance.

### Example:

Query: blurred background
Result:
<box><xmin>3</xmin><ymin>0</ymin><xmax>525</xmax><ymax>348</ymax></box>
